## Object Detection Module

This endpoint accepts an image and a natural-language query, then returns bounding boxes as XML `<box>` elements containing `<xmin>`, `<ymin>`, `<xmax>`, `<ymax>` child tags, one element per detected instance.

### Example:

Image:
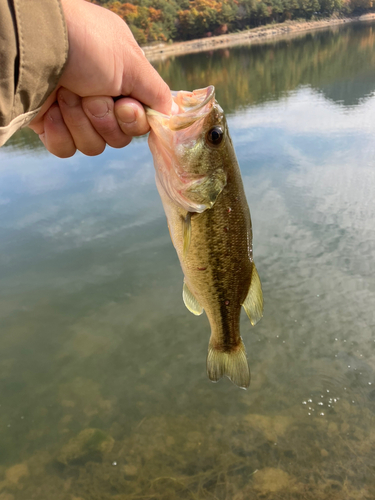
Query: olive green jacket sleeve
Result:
<box><xmin>0</xmin><ymin>0</ymin><xmax>68</xmax><ymax>146</ymax></box>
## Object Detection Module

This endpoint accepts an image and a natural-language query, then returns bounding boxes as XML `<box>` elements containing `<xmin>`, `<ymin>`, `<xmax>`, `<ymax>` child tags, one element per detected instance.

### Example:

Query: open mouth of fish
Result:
<box><xmin>145</xmin><ymin>85</ymin><xmax>224</xmax><ymax>213</ymax></box>
<box><xmin>146</xmin><ymin>85</ymin><xmax>215</xmax><ymax>130</ymax></box>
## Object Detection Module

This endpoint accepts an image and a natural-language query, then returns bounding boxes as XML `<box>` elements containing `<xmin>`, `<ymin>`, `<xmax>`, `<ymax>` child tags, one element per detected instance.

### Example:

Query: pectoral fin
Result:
<box><xmin>242</xmin><ymin>264</ymin><xmax>263</xmax><ymax>326</ymax></box>
<box><xmin>183</xmin><ymin>281</ymin><xmax>203</xmax><ymax>316</ymax></box>
<box><xmin>185</xmin><ymin>168</ymin><xmax>227</xmax><ymax>210</ymax></box>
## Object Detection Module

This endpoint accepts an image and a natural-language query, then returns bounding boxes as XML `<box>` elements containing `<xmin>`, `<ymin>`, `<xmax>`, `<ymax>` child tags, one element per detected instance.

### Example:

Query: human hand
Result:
<box><xmin>33</xmin><ymin>91</ymin><xmax>151</xmax><ymax>157</ymax></box>
<box><xmin>28</xmin><ymin>0</ymin><xmax>172</xmax><ymax>158</ymax></box>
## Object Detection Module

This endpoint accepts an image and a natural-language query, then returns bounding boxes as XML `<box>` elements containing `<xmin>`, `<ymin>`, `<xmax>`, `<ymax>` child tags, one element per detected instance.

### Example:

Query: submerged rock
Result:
<box><xmin>253</xmin><ymin>467</ymin><xmax>293</xmax><ymax>493</ymax></box>
<box><xmin>0</xmin><ymin>494</ymin><xmax>15</xmax><ymax>500</ymax></box>
<box><xmin>5</xmin><ymin>463</ymin><xmax>29</xmax><ymax>485</ymax></box>
<box><xmin>244</xmin><ymin>414</ymin><xmax>293</xmax><ymax>442</ymax></box>
<box><xmin>57</xmin><ymin>429</ymin><xmax>114</xmax><ymax>465</ymax></box>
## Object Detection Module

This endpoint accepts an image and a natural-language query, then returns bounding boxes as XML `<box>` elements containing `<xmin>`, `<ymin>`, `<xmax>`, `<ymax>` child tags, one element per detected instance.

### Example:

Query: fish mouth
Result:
<box><xmin>171</xmin><ymin>86</ymin><xmax>215</xmax><ymax>114</ymax></box>
<box><xmin>146</xmin><ymin>86</ymin><xmax>216</xmax><ymax>131</ymax></box>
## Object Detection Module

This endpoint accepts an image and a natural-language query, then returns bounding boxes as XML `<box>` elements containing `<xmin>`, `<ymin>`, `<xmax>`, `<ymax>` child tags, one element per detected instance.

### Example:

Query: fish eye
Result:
<box><xmin>206</xmin><ymin>126</ymin><xmax>224</xmax><ymax>147</ymax></box>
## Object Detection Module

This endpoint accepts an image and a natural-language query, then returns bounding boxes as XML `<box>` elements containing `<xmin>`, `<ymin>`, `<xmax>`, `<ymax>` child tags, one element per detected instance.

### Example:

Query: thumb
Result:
<box><xmin>125</xmin><ymin>56</ymin><xmax>173</xmax><ymax>115</ymax></box>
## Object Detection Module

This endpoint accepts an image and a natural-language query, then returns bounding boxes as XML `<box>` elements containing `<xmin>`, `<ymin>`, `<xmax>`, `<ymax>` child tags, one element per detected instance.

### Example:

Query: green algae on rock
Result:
<box><xmin>56</xmin><ymin>429</ymin><xmax>115</xmax><ymax>465</ymax></box>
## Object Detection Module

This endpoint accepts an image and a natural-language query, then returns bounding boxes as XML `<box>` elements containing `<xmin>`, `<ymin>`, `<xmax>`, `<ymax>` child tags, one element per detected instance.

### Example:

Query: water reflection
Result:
<box><xmin>154</xmin><ymin>22</ymin><xmax>375</xmax><ymax>111</ymax></box>
<box><xmin>0</xmin><ymin>21</ymin><xmax>375</xmax><ymax>500</ymax></box>
<box><xmin>2</xmin><ymin>127</ymin><xmax>46</xmax><ymax>152</ymax></box>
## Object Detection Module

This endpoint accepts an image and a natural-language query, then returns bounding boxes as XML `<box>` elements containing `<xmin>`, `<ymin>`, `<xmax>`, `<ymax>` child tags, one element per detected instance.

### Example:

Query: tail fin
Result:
<box><xmin>207</xmin><ymin>338</ymin><xmax>250</xmax><ymax>389</ymax></box>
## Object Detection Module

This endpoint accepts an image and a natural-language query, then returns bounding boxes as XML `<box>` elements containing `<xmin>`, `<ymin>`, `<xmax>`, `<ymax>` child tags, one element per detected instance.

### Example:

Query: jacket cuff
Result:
<box><xmin>0</xmin><ymin>0</ymin><xmax>68</xmax><ymax>145</ymax></box>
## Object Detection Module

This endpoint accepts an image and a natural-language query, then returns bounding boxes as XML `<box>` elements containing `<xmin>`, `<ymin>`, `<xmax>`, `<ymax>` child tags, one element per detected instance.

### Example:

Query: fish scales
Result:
<box><xmin>190</xmin><ymin>167</ymin><xmax>252</xmax><ymax>346</ymax></box>
<box><xmin>146</xmin><ymin>86</ymin><xmax>263</xmax><ymax>389</ymax></box>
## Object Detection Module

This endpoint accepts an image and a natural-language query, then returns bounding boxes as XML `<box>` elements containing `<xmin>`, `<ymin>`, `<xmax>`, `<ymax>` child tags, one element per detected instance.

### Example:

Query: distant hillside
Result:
<box><xmin>88</xmin><ymin>0</ymin><xmax>374</xmax><ymax>45</ymax></box>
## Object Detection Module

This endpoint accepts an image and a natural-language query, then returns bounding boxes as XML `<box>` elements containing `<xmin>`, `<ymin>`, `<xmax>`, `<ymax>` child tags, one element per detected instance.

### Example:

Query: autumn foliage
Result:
<box><xmin>89</xmin><ymin>0</ymin><xmax>374</xmax><ymax>45</ymax></box>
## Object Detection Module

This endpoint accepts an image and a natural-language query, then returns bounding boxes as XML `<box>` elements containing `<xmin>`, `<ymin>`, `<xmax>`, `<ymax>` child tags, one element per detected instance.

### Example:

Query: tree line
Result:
<box><xmin>90</xmin><ymin>0</ymin><xmax>372</xmax><ymax>45</ymax></box>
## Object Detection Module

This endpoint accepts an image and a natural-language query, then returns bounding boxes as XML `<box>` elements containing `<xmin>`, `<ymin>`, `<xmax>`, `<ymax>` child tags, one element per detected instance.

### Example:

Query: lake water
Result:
<box><xmin>1</xmin><ymin>21</ymin><xmax>375</xmax><ymax>500</ymax></box>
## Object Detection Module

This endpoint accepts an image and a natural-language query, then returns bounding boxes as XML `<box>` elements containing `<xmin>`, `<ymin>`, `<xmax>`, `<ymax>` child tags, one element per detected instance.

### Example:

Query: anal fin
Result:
<box><xmin>207</xmin><ymin>338</ymin><xmax>250</xmax><ymax>389</ymax></box>
<box><xmin>242</xmin><ymin>263</ymin><xmax>263</xmax><ymax>326</ymax></box>
<box><xmin>183</xmin><ymin>281</ymin><xmax>203</xmax><ymax>316</ymax></box>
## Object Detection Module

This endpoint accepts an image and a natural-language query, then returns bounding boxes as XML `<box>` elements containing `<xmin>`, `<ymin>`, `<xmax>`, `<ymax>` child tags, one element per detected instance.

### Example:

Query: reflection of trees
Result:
<box><xmin>3</xmin><ymin>128</ymin><xmax>45</xmax><ymax>153</ymax></box>
<box><xmin>154</xmin><ymin>23</ymin><xmax>375</xmax><ymax>112</ymax></box>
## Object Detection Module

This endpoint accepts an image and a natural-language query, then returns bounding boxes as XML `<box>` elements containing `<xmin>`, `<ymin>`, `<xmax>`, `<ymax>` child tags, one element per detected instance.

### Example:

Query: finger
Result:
<box><xmin>41</xmin><ymin>103</ymin><xmax>76</xmax><ymax>158</ymax></box>
<box><xmin>82</xmin><ymin>96</ymin><xmax>132</xmax><ymax>149</ymax></box>
<box><xmin>28</xmin><ymin>89</ymin><xmax>59</xmax><ymax>135</ymax></box>
<box><xmin>58</xmin><ymin>88</ymin><xmax>106</xmax><ymax>156</ymax></box>
<box><xmin>114</xmin><ymin>98</ymin><xmax>150</xmax><ymax>138</ymax></box>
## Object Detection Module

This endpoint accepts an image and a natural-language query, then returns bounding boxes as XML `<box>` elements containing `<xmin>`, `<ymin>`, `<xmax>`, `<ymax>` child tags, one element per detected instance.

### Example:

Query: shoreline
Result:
<box><xmin>143</xmin><ymin>13</ymin><xmax>375</xmax><ymax>61</ymax></box>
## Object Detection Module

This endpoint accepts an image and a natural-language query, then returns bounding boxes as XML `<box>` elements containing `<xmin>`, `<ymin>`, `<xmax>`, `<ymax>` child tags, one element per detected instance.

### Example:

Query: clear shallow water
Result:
<box><xmin>0</xmin><ymin>21</ymin><xmax>375</xmax><ymax>500</ymax></box>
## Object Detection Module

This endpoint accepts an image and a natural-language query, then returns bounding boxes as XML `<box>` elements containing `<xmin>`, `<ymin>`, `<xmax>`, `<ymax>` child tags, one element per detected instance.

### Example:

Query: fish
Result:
<box><xmin>146</xmin><ymin>86</ymin><xmax>263</xmax><ymax>389</ymax></box>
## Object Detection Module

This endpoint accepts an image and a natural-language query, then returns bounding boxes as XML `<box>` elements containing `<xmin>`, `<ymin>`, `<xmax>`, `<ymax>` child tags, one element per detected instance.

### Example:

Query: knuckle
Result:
<box><xmin>50</xmin><ymin>143</ymin><xmax>76</xmax><ymax>158</ymax></box>
<box><xmin>108</xmin><ymin>136</ymin><xmax>132</xmax><ymax>149</ymax></box>
<box><xmin>79</xmin><ymin>143</ymin><xmax>106</xmax><ymax>157</ymax></box>
<box><xmin>56</xmin><ymin>149</ymin><xmax>76</xmax><ymax>159</ymax></box>
<box><xmin>94</xmin><ymin>120</ymin><xmax>118</xmax><ymax>137</ymax></box>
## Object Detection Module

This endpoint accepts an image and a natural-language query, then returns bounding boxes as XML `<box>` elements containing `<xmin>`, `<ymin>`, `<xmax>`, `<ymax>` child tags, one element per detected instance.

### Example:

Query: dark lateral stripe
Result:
<box><xmin>205</xmin><ymin>203</ymin><xmax>236</xmax><ymax>347</ymax></box>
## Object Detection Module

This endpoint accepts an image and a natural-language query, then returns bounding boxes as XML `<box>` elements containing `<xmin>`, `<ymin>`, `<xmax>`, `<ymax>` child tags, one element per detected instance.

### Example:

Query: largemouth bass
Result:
<box><xmin>146</xmin><ymin>86</ymin><xmax>263</xmax><ymax>389</ymax></box>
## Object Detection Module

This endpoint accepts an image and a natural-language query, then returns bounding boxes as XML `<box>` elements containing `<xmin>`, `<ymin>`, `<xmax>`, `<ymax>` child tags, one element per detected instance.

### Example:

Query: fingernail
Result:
<box><xmin>86</xmin><ymin>99</ymin><xmax>109</xmax><ymax>118</ymax></box>
<box><xmin>48</xmin><ymin>105</ymin><xmax>62</xmax><ymax>123</ymax></box>
<box><xmin>59</xmin><ymin>88</ymin><xmax>80</xmax><ymax>107</ymax></box>
<box><xmin>116</xmin><ymin>103</ymin><xmax>136</xmax><ymax>124</ymax></box>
